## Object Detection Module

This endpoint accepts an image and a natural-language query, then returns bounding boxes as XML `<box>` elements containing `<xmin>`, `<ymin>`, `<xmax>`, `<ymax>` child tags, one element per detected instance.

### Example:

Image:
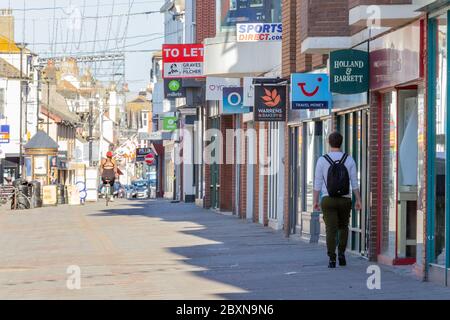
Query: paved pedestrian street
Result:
<box><xmin>0</xmin><ymin>200</ymin><xmax>449</xmax><ymax>300</ymax></box>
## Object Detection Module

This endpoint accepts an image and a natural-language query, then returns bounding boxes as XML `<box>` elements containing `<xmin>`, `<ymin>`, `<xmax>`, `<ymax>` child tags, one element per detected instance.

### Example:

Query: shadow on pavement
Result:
<box><xmin>88</xmin><ymin>199</ymin><xmax>450</xmax><ymax>300</ymax></box>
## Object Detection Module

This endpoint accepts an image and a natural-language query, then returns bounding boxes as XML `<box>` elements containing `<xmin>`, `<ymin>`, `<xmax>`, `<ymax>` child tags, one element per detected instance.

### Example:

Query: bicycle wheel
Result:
<box><xmin>105</xmin><ymin>186</ymin><xmax>110</xmax><ymax>206</ymax></box>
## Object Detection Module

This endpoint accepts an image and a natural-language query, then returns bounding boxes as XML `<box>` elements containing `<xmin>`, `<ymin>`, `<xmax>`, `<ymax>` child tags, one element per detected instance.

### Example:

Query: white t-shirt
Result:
<box><xmin>313</xmin><ymin>151</ymin><xmax>359</xmax><ymax>198</ymax></box>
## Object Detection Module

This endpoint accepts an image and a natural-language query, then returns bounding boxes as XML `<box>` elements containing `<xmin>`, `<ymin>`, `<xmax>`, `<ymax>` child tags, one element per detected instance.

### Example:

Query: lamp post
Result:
<box><xmin>17</xmin><ymin>42</ymin><xmax>27</xmax><ymax>177</ymax></box>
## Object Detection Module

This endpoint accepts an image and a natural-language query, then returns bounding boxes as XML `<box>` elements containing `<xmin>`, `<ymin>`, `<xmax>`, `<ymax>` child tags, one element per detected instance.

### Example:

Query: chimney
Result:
<box><xmin>0</xmin><ymin>9</ymin><xmax>14</xmax><ymax>41</ymax></box>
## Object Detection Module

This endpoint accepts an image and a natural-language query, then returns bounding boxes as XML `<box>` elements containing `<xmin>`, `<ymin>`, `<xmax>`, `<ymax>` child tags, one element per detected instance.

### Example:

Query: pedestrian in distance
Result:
<box><xmin>313</xmin><ymin>132</ymin><xmax>362</xmax><ymax>268</ymax></box>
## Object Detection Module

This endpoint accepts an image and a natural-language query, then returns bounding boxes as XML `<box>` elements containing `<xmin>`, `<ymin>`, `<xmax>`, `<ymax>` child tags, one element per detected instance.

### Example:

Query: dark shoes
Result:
<box><xmin>328</xmin><ymin>254</ymin><xmax>346</xmax><ymax>268</ymax></box>
<box><xmin>338</xmin><ymin>254</ymin><xmax>347</xmax><ymax>266</ymax></box>
<box><xmin>328</xmin><ymin>260</ymin><xmax>336</xmax><ymax>268</ymax></box>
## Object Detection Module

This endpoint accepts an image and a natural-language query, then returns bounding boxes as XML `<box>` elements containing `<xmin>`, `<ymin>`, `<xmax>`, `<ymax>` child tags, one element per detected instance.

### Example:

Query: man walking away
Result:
<box><xmin>313</xmin><ymin>132</ymin><xmax>362</xmax><ymax>268</ymax></box>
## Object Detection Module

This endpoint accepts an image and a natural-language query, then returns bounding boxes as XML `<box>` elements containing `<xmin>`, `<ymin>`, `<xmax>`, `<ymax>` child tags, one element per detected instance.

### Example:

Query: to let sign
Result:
<box><xmin>330</xmin><ymin>49</ymin><xmax>369</xmax><ymax>94</ymax></box>
<box><xmin>162</xmin><ymin>44</ymin><xmax>204</xmax><ymax>79</ymax></box>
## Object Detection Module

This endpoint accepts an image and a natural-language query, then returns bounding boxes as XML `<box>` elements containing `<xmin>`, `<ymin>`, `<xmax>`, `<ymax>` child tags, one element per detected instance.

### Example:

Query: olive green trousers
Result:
<box><xmin>321</xmin><ymin>196</ymin><xmax>352</xmax><ymax>260</ymax></box>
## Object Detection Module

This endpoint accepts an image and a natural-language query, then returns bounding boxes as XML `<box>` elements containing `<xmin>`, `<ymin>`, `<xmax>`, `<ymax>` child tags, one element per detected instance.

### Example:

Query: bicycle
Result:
<box><xmin>103</xmin><ymin>179</ymin><xmax>112</xmax><ymax>207</ymax></box>
<box><xmin>1</xmin><ymin>186</ymin><xmax>32</xmax><ymax>210</ymax></box>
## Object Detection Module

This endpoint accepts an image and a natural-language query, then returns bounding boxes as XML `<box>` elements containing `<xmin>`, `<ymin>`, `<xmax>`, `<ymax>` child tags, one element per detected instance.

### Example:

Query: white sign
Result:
<box><xmin>162</xmin><ymin>44</ymin><xmax>204</xmax><ymax>79</ymax></box>
<box><xmin>206</xmin><ymin>77</ymin><xmax>240</xmax><ymax>101</ymax></box>
<box><xmin>237</xmin><ymin>23</ymin><xmax>283</xmax><ymax>42</ymax></box>
<box><xmin>163</xmin><ymin>62</ymin><xmax>203</xmax><ymax>78</ymax></box>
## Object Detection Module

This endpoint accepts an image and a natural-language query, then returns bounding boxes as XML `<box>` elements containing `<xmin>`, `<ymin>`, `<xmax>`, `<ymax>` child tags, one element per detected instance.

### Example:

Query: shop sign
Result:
<box><xmin>222</xmin><ymin>87</ymin><xmax>251</xmax><ymax>114</ymax></box>
<box><xmin>136</xmin><ymin>147</ymin><xmax>153</xmax><ymax>162</ymax></box>
<box><xmin>221</xmin><ymin>0</ymin><xmax>279</xmax><ymax>28</ymax></box>
<box><xmin>162</xmin><ymin>44</ymin><xmax>204</xmax><ymax>79</ymax></box>
<box><xmin>291</xmin><ymin>73</ymin><xmax>331</xmax><ymax>110</ymax></box>
<box><xmin>370</xmin><ymin>21</ymin><xmax>420</xmax><ymax>90</ymax></box>
<box><xmin>330</xmin><ymin>49</ymin><xmax>369</xmax><ymax>94</ymax></box>
<box><xmin>206</xmin><ymin>77</ymin><xmax>240</xmax><ymax>101</ymax></box>
<box><xmin>254</xmin><ymin>85</ymin><xmax>286</xmax><ymax>122</ymax></box>
<box><xmin>0</xmin><ymin>125</ymin><xmax>10</xmax><ymax>143</ymax></box>
<box><xmin>164</xmin><ymin>78</ymin><xmax>186</xmax><ymax>99</ymax></box>
<box><xmin>163</xmin><ymin>117</ymin><xmax>178</xmax><ymax>131</ymax></box>
<box><xmin>237</xmin><ymin>23</ymin><xmax>282</xmax><ymax>42</ymax></box>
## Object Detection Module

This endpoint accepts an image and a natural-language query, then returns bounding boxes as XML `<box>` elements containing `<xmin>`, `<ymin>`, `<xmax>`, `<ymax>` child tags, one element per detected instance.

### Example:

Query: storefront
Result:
<box><xmin>426</xmin><ymin>5</ymin><xmax>450</xmax><ymax>285</ymax></box>
<box><xmin>288</xmin><ymin>68</ymin><xmax>371</xmax><ymax>256</ymax></box>
<box><xmin>369</xmin><ymin>19</ymin><xmax>425</xmax><ymax>266</ymax></box>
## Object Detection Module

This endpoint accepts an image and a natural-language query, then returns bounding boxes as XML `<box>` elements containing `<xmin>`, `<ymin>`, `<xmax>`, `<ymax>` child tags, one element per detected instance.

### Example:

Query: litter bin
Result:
<box><xmin>30</xmin><ymin>180</ymin><xmax>42</xmax><ymax>208</ymax></box>
<box><xmin>57</xmin><ymin>184</ymin><xmax>66</xmax><ymax>205</ymax></box>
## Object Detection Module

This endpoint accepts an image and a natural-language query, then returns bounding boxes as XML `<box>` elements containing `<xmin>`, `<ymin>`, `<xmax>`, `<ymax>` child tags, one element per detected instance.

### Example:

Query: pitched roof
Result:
<box><xmin>0</xmin><ymin>58</ymin><xmax>23</xmax><ymax>79</ymax></box>
<box><xmin>25</xmin><ymin>130</ymin><xmax>59</xmax><ymax>150</ymax></box>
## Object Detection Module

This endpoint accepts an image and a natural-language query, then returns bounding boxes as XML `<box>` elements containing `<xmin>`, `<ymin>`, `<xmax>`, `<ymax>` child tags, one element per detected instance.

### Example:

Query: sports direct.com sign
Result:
<box><xmin>162</xmin><ymin>44</ymin><xmax>204</xmax><ymax>78</ymax></box>
<box><xmin>237</xmin><ymin>23</ymin><xmax>282</xmax><ymax>42</ymax></box>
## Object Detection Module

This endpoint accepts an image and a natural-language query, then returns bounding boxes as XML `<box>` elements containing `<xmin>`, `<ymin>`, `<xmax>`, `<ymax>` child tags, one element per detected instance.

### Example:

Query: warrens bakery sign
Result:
<box><xmin>330</xmin><ymin>49</ymin><xmax>369</xmax><ymax>94</ymax></box>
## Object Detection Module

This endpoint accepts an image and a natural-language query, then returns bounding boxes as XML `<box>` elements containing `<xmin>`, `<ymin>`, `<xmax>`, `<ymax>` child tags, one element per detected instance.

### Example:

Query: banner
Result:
<box><xmin>206</xmin><ymin>77</ymin><xmax>240</xmax><ymax>101</ymax></box>
<box><xmin>164</xmin><ymin>78</ymin><xmax>186</xmax><ymax>99</ymax></box>
<box><xmin>163</xmin><ymin>117</ymin><xmax>178</xmax><ymax>131</ymax></box>
<box><xmin>222</xmin><ymin>87</ymin><xmax>251</xmax><ymax>114</ymax></box>
<box><xmin>291</xmin><ymin>73</ymin><xmax>331</xmax><ymax>110</ymax></box>
<box><xmin>330</xmin><ymin>49</ymin><xmax>369</xmax><ymax>94</ymax></box>
<box><xmin>254</xmin><ymin>85</ymin><xmax>286</xmax><ymax>122</ymax></box>
<box><xmin>162</xmin><ymin>44</ymin><xmax>204</xmax><ymax>79</ymax></box>
<box><xmin>237</xmin><ymin>23</ymin><xmax>282</xmax><ymax>42</ymax></box>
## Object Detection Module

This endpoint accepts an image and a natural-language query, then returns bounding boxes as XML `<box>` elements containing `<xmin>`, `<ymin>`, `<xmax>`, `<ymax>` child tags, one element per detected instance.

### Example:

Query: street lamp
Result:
<box><xmin>16</xmin><ymin>42</ymin><xmax>28</xmax><ymax>177</ymax></box>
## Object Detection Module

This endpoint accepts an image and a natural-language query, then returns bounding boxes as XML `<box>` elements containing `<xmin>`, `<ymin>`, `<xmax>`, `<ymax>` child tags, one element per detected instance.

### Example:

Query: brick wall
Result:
<box><xmin>196</xmin><ymin>0</ymin><xmax>216</xmax><ymax>43</ymax></box>
<box><xmin>282</xmin><ymin>0</ymin><xmax>297</xmax><ymax>78</ymax></box>
<box><xmin>239</xmin><ymin>120</ymin><xmax>248</xmax><ymax>219</ymax></box>
<box><xmin>219</xmin><ymin>115</ymin><xmax>234</xmax><ymax>212</ymax></box>
<box><xmin>368</xmin><ymin>91</ymin><xmax>381</xmax><ymax>261</ymax></box>
<box><xmin>253</xmin><ymin>122</ymin><xmax>260</xmax><ymax>223</ymax></box>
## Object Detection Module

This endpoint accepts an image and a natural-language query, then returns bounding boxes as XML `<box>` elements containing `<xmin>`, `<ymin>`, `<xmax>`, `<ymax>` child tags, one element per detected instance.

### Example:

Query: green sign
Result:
<box><xmin>330</xmin><ymin>49</ymin><xmax>369</xmax><ymax>94</ymax></box>
<box><xmin>163</xmin><ymin>117</ymin><xmax>178</xmax><ymax>131</ymax></box>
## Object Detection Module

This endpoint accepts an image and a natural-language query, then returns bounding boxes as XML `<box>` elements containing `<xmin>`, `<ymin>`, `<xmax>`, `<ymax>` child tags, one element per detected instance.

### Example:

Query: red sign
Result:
<box><xmin>162</xmin><ymin>44</ymin><xmax>204</xmax><ymax>79</ymax></box>
<box><xmin>145</xmin><ymin>153</ymin><xmax>155</xmax><ymax>165</ymax></box>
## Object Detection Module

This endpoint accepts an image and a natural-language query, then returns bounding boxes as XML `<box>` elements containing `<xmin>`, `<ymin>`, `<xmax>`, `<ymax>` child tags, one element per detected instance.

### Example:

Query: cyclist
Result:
<box><xmin>100</xmin><ymin>151</ymin><xmax>118</xmax><ymax>201</ymax></box>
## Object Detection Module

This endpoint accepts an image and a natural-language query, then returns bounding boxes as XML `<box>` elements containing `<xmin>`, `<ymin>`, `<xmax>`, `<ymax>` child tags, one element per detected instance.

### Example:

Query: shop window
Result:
<box><xmin>217</xmin><ymin>0</ymin><xmax>281</xmax><ymax>33</ymax></box>
<box><xmin>432</xmin><ymin>14</ymin><xmax>448</xmax><ymax>266</ymax></box>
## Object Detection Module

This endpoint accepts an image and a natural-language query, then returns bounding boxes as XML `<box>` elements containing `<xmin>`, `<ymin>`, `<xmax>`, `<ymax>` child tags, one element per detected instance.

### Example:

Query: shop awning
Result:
<box><xmin>416</xmin><ymin>0</ymin><xmax>450</xmax><ymax>12</ymax></box>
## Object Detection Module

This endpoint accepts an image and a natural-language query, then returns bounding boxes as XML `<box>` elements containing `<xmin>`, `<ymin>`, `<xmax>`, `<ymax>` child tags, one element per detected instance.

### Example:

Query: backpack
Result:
<box><xmin>323</xmin><ymin>153</ymin><xmax>350</xmax><ymax>197</ymax></box>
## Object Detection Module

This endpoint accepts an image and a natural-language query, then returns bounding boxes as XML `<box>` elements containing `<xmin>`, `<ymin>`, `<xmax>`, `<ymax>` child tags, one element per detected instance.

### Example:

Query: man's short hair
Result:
<box><xmin>329</xmin><ymin>132</ymin><xmax>343</xmax><ymax>148</ymax></box>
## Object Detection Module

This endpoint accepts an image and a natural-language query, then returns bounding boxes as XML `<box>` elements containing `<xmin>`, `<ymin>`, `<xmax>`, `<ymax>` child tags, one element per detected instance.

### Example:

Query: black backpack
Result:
<box><xmin>323</xmin><ymin>153</ymin><xmax>350</xmax><ymax>197</ymax></box>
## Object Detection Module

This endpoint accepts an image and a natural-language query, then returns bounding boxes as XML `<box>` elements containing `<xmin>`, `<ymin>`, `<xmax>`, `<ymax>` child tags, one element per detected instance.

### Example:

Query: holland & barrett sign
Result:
<box><xmin>330</xmin><ymin>49</ymin><xmax>369</xmax><ymax>94</ymax></box>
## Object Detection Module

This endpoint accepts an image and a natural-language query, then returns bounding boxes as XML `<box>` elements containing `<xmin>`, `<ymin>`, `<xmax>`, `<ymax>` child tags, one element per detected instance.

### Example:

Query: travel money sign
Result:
<box><xmin>330</xmin><ymin>49</ymin><xmax>369</xmax><ymax>94</ymax></box>
<box><xmin>162</xmin><ymin>44</ymin><xmax>204</xmax><ymax>79</ymax></box>
<box><xmin>291</xmin><ymin>73</ymin><xmax>331</xmax><ymax>110</ymax></box>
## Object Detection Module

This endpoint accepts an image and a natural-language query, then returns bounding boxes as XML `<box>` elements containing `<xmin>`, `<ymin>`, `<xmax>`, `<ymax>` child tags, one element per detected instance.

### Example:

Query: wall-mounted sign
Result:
<box><xmin>206</xmin><ymin>77</ymin><xmax>240</xmax><ymax>101</ymax></box>
<box><xmin>162</xmin><ymin>44</ymin><xmax>204</xmax><ymax>79</ymax></box>
<box><xmin>163</xmin><ymin>117</ymin><xmax>178</xmax><ymax>131</ymax></box>
<box><xmin>237</xmin><ymin>23</ymin><xmax>282</xmax><ymax>42</ymax></box>
<box><xmin>0</xmin><ymin>125</ymin><xmax>10</xmax><ymax>143</ymax></box>
<box><xmin>222</xmin><ymin>87</ymin><xmax>251</xmax><ymax>114</ymax></box>
<box><xmin>291</xmin><ymin>73</ymin><xmax>331</xmax><ymax>110</ymax></box>
<box><xmin>254</xmin><ymin>85</ymin><xmax>286</xmax><ymax>122</ymax></box>
<box><xmin>164</xmin><ymin>78</ymin><xmax>186</xmax><ymax>99</ymax></box>
<box><xmin>330</xmin><ymin>49</ymin><xmax>369</xmax><ymax>94</ymax></box>
<box><xmin>136</xmin><ymin>147</ymin><xmax>154</xmax><ymax>162</ymax></box>
<box><xmin>220</xmin><ymin>0</ymin><xmax>281</xmax><ymax>29</ymax></box>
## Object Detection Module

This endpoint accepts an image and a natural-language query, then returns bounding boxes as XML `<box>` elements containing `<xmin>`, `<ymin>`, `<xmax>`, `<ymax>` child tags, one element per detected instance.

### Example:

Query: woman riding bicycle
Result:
<box><xmin>100</xmin><ymin>151</ymin><xmax>118</xmax><ymax>198</ymax></box>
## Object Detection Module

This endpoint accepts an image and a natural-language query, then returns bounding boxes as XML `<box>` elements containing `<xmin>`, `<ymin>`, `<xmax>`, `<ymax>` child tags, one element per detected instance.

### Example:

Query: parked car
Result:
<box><xmin>113</xmin><ymin>182</ymin><xmax>126</xmax><ymax>198</ymax></box>
<box><xmin>125</xmin><ymin>185</ymin><xmax>136</xmax><ymax>199</ymax></box>
<box><xmin>132</xmin><ymin>180</ymin><xmax>149</xmax><ymax>199</ymax></box>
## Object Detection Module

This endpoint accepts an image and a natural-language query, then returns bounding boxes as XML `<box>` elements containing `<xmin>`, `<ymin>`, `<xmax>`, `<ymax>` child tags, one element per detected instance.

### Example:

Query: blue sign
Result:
<box><xmin>222</xmin><ymin>87</ymin><xmax>250</xmax><ymax>114</ymax></box>
<box><xmin>290</xmin><ymin>74</ymin><xmax>332</xmax><ymax>110</ymax></box>
<box><xmin>0</xmin><ymin>125</ymin><xmax>10</xmax><ymax>143</ymax></box>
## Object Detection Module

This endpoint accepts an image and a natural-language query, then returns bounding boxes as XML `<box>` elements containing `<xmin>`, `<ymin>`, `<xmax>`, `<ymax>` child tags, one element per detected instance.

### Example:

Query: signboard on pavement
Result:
<box><xmin>162</xmin><ymin>44</ymin><xmax>204</xmax><ymax>79</ymax></box>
